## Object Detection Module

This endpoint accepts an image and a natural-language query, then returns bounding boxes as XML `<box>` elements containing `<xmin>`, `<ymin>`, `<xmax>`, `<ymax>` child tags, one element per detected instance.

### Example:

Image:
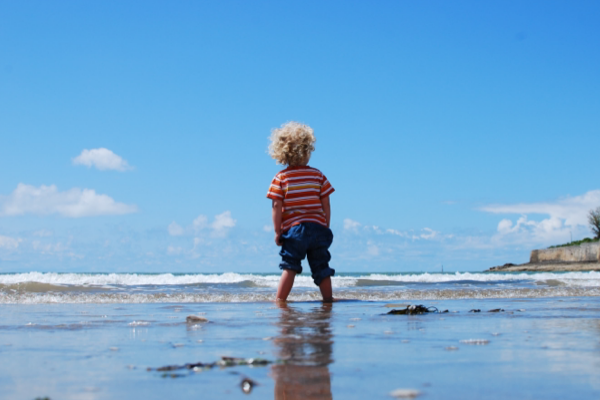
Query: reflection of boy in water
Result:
<box><xmin>271</xmin><ymin>303</ymin><xmax>333</xmax><ymax>400</ymax></box>
<box><xmin>266</xmin><ymin>122</ymin><xmax>336</xmax><ymax>302</ymax></box>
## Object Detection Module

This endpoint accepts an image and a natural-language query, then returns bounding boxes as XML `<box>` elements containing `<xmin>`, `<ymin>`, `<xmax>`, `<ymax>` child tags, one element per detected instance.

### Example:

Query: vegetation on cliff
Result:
<box><xmin>589</xmin><ymin>207</ymin><xmax>600</xmax><ymax>240</ymax></box>
<box><xmin>548</xmin><ymin>237</ymin><xmax>599</xmax><ymax>249</ymax></box>
<box><xmin>547</xmin><ymin>207</ymin><xmax>600</xmax><ymax>249</ymax></box>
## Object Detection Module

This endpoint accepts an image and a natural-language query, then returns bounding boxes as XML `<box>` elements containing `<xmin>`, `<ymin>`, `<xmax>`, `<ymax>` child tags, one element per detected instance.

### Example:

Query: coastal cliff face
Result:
<box><xmin>530</xmin><ymin>242</ymin><xmax>600</xmax><ymax>263</ymax></box>
<box><xmin>489</xmin><ymin>242</ymin><xmax>600</xmax><ymax>272</ymax></box>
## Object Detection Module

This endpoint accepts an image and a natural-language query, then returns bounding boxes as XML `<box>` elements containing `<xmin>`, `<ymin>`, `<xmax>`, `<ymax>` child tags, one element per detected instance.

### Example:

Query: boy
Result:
<box><xmin>266</xmin><ymin>121</ymin><xmax>335</xmax><ymax>302</ymax></box>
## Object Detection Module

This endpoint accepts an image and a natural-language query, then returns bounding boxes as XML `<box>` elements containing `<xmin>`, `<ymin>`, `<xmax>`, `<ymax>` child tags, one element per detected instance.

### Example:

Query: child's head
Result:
<box><xmin>268</xmin><ymin>121</ymin><xmax>316</xmax><ymax>166</ymax></box>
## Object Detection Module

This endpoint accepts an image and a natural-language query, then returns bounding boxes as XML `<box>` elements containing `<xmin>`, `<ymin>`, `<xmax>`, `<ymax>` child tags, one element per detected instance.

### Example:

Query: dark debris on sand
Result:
<box><xmin>149</xmin><ymin>356</ymin><xmax>273</xmax><ymax>374</ymax></box>
<box><xmin>387</xmin><ymin>305</ymin><xmax>511</xmax><ymax>315</ymax></box>
<box><xmin>386</xmin><ymin>305</ymin><xmax>448</xmax><ymax>315</ymax></box>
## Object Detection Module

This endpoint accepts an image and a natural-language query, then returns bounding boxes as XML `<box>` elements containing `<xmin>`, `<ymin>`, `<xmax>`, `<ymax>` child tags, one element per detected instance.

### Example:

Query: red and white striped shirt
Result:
<box><xmin>266</xmin><ymin>166</ymin><xmax>334</xmax><ymax>232</ymax></box>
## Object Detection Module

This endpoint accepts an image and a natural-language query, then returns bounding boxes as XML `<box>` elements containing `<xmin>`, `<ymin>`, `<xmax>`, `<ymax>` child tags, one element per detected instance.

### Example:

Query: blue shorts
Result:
<box><xmin>279</xmin><ymin>222</ymin><xmax>335</xmax><ymax>286</ymax></box>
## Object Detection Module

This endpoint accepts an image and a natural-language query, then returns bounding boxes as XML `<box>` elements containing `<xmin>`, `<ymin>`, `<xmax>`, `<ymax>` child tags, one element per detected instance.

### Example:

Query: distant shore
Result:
<box><xmin>488</xmin><ymin>262</ymin><xmax>600</xmax><ymax>272</ymax></box>
<box><xmin>489</xmin><ymin>241</ymin><xmax>600</xmax><ymax>272</ymax></box>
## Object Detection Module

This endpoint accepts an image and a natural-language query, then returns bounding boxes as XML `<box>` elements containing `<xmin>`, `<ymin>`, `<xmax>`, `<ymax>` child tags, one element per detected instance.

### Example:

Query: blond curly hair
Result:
<box><xmin>268</xmin><ymin>121</ymin><xmax>316</xmax><ymax>166</ymax></box>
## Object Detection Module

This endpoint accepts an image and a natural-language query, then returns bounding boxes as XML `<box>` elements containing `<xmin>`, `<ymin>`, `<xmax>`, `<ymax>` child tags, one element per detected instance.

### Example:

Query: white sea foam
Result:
<box><xmin>2</xmin><ymin>286</ymin><xmax>600</xmax><ymax>304</ymax></box>
<box><xmin>1</xmin><ymin>271</ymin><xmax>600</xmax><ymax>288</ymax></box>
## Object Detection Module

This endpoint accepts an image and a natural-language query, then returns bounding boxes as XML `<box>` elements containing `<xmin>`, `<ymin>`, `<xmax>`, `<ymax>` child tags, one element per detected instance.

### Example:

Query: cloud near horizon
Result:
<box><xmin>211</xmin><ymin>211</ymin><xmax>236</xmax><ymax>236</ymax></box>
<box><xmin>73</xmin><ymin>148</ymin><xmax>132</xmax><ymax>171</ymax></box>
<box><xmin>0</xmin><ymin>235</ymin><xmax>21</xmax><ymax>250</ymax></box>
<box><xmin>482</xmin><ymin>190</ymin><xmax>600</xmax><ymax>227</ymax></box>
<box><xmin>0</xmin><ymin>183</ymin><xmax>138</xmax><ymax>217</ymax></box>
<box><xmin>482</xmin><ymin>189</ymin><xmax>600</xmax><ymax>244</ymax></box>
<box><xmin>343</xmin><ymin>218</ymin><xmax>441</xmax><ymax>240</ymax></box>
<box><xmin>167</xmin><ymin>222</ymin><xmax>185</xmax><ymax>236</ymax></box>
<box><xmin>167</xmin><ymin>211</ymin><xmax>237</xmax><ymax>240</ymax></box>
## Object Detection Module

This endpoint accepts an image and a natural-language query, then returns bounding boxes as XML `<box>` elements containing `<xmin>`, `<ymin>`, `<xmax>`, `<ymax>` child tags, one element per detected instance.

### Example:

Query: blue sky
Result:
<box><xmin>1</xmin><ymin>1</ymin><xmax>599</xmax><ymax>273</ymax></box>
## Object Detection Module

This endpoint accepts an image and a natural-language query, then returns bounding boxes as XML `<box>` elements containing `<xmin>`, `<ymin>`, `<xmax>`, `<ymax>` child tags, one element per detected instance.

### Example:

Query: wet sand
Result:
<box><xmin>2</xmin><ymin>298</ymin><xmax>600</xmax><ymax>399</ymax></box>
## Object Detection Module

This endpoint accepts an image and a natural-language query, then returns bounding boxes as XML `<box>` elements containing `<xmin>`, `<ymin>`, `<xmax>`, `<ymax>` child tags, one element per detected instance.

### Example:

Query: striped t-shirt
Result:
<box><xmin>266</xmin><ymin>166</ymin><xmax>335</xmax><ymax>232</ymax></box>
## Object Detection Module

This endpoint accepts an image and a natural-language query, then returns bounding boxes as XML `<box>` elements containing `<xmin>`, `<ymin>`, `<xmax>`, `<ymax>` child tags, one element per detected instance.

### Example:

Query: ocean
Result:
<box><xmin>2</xmin><ymin>271</ymin><xmax>600</xmax><ymax>399</ymax></box>
<box><xmin>2</xmin><ymin>271</ymin><xmax>600</xmax><ymax>303</ymax></box>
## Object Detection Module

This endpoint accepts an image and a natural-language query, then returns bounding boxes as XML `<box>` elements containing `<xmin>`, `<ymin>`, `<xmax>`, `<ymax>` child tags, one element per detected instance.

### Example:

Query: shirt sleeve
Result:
<box><xmin>266</xmin><ymin>174</ymin><xmax>284</xmax><ymax>200</ymax></box>
<box><xmin>320</xmin><ymin>174</ymin><xmax>335</xmax><ymax>198</ymax></box>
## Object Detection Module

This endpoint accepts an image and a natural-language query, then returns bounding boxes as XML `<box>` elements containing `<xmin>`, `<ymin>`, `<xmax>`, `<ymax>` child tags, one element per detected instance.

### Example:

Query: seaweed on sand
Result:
<box><xmin>386</xmin><ymin>305</ymin><xmax>448</xmax><ymax>315</ymax></box>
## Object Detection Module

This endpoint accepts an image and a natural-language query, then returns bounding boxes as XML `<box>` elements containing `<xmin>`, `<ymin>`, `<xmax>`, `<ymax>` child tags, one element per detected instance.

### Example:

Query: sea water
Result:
<box><xmin>1</xmin><ymin>272</ymin><xmax>600</xmax><ymax>399</ymax></box>
<box><xmin>2</xmin><ymin>271</ymin><xmax>600</xmax><ymax>303</ymax></box>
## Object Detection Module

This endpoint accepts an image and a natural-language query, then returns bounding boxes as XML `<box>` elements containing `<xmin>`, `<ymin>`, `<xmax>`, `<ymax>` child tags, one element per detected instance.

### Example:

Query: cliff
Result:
<box><xmin>488</xmin><ymin>242</ymin><xmax>600</xmax><ymax>272</ymax></box>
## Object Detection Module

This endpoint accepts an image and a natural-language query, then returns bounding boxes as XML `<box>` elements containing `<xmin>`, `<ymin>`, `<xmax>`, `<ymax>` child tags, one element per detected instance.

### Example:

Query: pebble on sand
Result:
<box><xmin>241</xmin><ymin>378</ymin><xmax>257</xmax><ymax>394</ymax></box>
<box><xmin>186</xmin><ymin>315</ymin><xmax>208</xmax><ymax>323</ymax></box>
<box><xmin>389</xmin><ymin>388</ymin><xmax>422</xmax><ymax>398</ymax></box>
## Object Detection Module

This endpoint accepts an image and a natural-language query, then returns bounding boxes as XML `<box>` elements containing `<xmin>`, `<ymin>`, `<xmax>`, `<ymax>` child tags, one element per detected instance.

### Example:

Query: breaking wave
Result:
<box><xmin>1</xmin><ymin>271</ymin><xmax>600</xmax><ymax>304</ymax></box>
<box><xmin>2</xmin><ymin>287</ymin><xmax>600</xmax><ymax>304</ymax></box>
<box><xmin>2</xmin><ymin>271</ymin><xmax>600</xmax><ymax>288</ymax></box>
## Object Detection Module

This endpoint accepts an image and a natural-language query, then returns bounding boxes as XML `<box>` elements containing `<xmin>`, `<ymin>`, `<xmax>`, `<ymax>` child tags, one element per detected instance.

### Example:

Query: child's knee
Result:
<box><xmin>311</xmin><ymin>265</ymin><xmax>335</xmax><ymax>286</ymax></box>
<box><xmin>279</xmin><ymin>257</ymin><xmax>303</xmax><ymax>274</ymax></box>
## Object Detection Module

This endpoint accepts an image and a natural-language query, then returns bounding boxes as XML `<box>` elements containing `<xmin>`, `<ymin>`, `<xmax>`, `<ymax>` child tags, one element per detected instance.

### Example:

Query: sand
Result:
<box><xmin>2</xmin><ymin>297</ymin><xmax>600</xmax><ymax>399</ymax></box>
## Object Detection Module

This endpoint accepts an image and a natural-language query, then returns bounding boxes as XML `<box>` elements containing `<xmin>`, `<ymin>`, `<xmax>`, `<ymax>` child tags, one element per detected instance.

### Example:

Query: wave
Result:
<box><xmin>1</xmin><ymin>271</ymin><xmax>600</xmax><ymax>288</ymax></box>
<box><xmin>2</xmin><ymin>287</ymin><xmax>600</xmax><ymax>304</ymax></box>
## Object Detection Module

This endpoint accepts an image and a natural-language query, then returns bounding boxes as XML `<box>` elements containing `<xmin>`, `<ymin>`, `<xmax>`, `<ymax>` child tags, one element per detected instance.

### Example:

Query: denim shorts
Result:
<box><xmin>279</xmin><ymin>222</ymin><xmax>335</xmax><ymax>286</ymax></box>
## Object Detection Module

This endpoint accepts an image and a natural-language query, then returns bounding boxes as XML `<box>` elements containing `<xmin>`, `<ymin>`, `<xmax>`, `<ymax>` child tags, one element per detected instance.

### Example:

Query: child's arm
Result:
<box><xmin>272</xmin><ymin>199</ymin><xmax>283</xmax><ymax>246</ymax></box>
<box><xmin>321</xmin><ymin>196</ymin><xmax>331</xmax><ymax>228</ymax></box>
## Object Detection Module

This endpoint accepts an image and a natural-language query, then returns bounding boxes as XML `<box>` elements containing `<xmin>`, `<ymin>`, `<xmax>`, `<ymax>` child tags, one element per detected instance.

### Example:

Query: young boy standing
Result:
<box><xmin>266</xmin><ymin>122</ymin><xmax>335</xmax><ymax>302</ymax></box>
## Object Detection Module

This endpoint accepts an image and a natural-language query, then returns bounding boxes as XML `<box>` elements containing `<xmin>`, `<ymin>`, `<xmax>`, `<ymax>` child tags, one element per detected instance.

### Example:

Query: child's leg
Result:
<box><xmin>319</xmin><ymin>276</ymin><xmax>333</xmax><ymax>303</ymax></box>
<box><xmin>276</xmin><ymin>269</ymin><xmax>297</xmax><ymax>301</ymax></box>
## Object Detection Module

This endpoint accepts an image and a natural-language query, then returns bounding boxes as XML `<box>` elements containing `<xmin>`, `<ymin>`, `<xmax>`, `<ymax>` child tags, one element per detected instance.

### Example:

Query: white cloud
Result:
<box><xmin>492</xmin><ymin>215</ymin><xmax>571</xmax><ymax>244</ymax></box>
<box><xmin>168</xmin><ymin>222</ymin><xmax>184</xmax><ymax>236</ymax></box>
<box><xmin>73</xmin><ymin>148</ymin><xmax>131</xmax><ymax>171</ymax></box>
<box><xmin>482</xmin><ymin>190</ymin><xmax>600</xmax><ymax>227</ymax></box>
<box><xmin>193</xmin><ymin>215</ymin><xmax>208</xmax><ymax>232</ymax></box>
<box><xmin>343</xmin><ymin>218</ymin><xmax>361</xmax><ymax>232</ymax></box>
<box><xmin>263</xmin><ymin>225</ymin><xmax>272</xmax><ymax>233</ymax></box>
<box><xmin>418</xmin><ymin>228</ymin><xmax>439</xmax><ymax>240</ymax></box>
<box><xmin>0</xmin><ymin>183</ymin><xmax>137</xmax><ymax>217</ymax></box>
<box><xmin>343</xmin><ymin>218</ymin><xmax>441</xmax><ymax>241</ymax></box>
<box><xmin>482</xmin><ymin>190</ymin><xmax>600</xmax><ymax>244</ymax></box>
<box><xmin>167</xmin><ymin>246</ymin><xmax>182</xmax><ymax>255</ymax></box>
<box><xmin>386</xmin><ymin>228</ymin><xmax>405</xmax><ymax>236</ymax></box>
<box><xmin>168</xmin><ymin>212</ymin><xmax>236</xmax><ymax>243</ymax></box>
<box><xmin>0</xmin><ymin>235</ymin><xmax>21</xmax><ymax>250</ymax></box>
<box><xmin>211</xmin><ymin>211</ymin><xmax>236</xmax><ymax>237</ymax></box>
<box><xmin>366</xmin><ymin>241</ymin><xmax>380</xmax><ymax>256</ymax></box>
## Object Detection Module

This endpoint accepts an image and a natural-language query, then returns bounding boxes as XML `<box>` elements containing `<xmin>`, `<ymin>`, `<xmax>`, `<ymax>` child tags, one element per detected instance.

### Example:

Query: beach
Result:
<box><xmin>2</xmin><ymin>272</ymin><xmax>600</xmax><ymax>399</ymax></box>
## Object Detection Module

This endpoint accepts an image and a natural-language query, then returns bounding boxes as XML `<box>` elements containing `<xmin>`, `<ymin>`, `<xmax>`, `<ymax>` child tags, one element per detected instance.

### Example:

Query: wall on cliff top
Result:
<box><xmin>530</xmin><ymin>242</ymin><xmax>600</xmax><ymax>263</ymax></box>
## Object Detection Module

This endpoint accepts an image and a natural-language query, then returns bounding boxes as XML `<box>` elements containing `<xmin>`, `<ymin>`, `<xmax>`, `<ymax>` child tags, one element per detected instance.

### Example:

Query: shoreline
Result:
<box><xmin>488</xmin><ymin>261</ymin><xmax>600</xmax><ymax>272</ymax></box>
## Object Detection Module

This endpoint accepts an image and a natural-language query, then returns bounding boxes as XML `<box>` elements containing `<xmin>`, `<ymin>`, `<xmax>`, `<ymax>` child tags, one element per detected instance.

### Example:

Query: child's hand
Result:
<box><xmin>275</xmin><ymin>233</ymin><xmax>282</xmax><ymax>246</ymax></box>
